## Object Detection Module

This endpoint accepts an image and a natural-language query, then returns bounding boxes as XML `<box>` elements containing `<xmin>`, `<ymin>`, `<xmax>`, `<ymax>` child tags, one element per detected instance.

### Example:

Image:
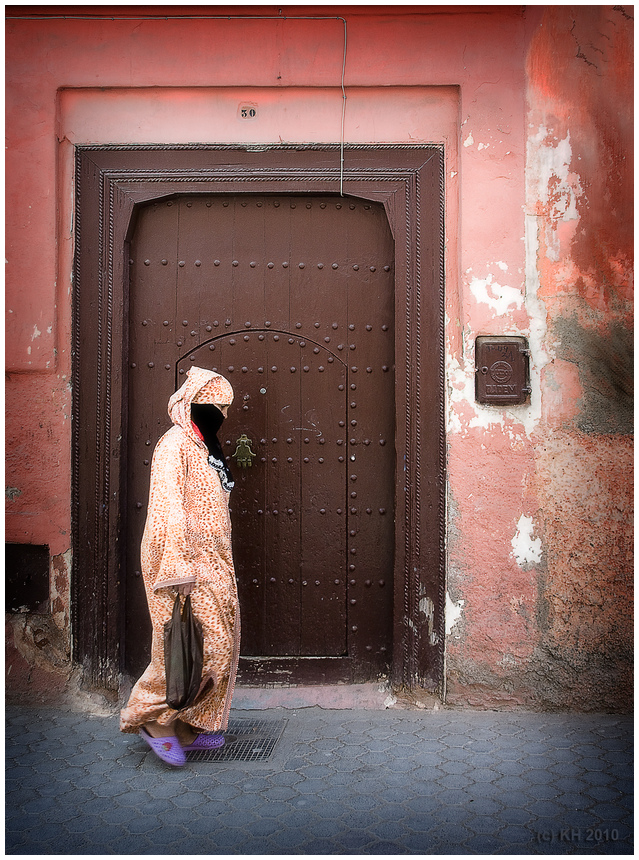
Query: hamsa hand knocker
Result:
<box><xmin>232</xmin><ymin>433</ymin><xmax>256</xmax><ymax>468</ymax></box>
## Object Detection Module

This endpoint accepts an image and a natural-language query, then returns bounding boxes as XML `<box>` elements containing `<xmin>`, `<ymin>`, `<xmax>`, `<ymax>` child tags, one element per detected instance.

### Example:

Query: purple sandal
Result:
<box><xmin>182</xmin><ymin>733</ymin><xmax>226</xmax><ymax>751</ymax></box>
<box><xmin>140</xmin><ymin>726</ymin><xmax>186</xmax><ymax>767</ymax></box>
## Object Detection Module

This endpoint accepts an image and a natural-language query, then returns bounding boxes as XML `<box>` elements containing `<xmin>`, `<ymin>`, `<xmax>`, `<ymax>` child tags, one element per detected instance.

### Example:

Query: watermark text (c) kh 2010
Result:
<box><xmin>536</xmin><ymin>827</ymin><xmax>620</xmax><ymax>844</ymax></box>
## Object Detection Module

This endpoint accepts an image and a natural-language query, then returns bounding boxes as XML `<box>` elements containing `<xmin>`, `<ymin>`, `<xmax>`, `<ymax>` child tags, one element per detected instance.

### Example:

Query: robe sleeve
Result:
<box><xmin>144</xmin><ymin>430</ymin><xmax>197</xmax><ymax>593</ymax></box>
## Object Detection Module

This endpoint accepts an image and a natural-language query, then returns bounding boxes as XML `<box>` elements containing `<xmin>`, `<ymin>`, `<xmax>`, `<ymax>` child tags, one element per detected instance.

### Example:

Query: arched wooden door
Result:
<box><xmin>125</xmin><ymin>194</ymin><xmax>395</xmax><ymax>683</ymax></box>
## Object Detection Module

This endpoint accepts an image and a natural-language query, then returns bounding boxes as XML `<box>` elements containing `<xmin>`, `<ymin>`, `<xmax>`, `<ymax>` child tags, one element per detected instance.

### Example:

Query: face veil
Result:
<box><xmin>190</xmin><ymin>402</ymin><xmax>235</xmax><ymax>492</ymax></box>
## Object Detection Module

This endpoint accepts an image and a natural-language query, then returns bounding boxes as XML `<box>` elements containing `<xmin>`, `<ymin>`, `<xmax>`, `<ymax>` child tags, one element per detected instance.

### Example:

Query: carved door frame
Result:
<box><xmin>72</xmin><ymin>144</ymin><xmax>445</xmax><ymax>694</ymax></box>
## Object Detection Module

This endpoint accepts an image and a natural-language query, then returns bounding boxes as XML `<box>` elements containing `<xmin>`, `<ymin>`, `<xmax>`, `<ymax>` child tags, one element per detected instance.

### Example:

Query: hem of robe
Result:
<box><xmin>119</xmin><ymin>602</ymin><xmax>241</xmax><ymax>735</ymax></box>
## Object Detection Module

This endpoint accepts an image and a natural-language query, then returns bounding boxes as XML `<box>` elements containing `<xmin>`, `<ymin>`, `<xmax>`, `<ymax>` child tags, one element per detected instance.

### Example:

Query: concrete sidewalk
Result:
<box><xmin>5</xmin><ymin>702</ymin><xmax>633</xmax><ymax>855</ymax></box>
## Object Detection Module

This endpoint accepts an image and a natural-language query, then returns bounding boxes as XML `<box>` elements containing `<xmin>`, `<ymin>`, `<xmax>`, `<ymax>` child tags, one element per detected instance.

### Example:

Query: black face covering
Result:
<box><xmin>190</xmin><ymin>402</ymin><xmax>234</xmax><ymax>492</ymax></box>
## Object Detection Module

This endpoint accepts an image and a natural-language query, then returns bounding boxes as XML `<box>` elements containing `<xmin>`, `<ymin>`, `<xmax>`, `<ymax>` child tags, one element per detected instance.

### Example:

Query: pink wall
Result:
<box><xmin>5</xmin><ymin>6</ymin><xmax>633</xmax><ymax>709</ymax></box>
<box><xmin>525</xmin><ymin>6</ymin><xmax>633</xmax><ymax>708</ymax></box>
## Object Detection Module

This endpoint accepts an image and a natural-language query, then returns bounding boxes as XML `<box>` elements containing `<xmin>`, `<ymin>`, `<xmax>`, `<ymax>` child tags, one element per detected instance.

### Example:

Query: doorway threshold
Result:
<box><xmin>232</xmin><ymin>682</ymin><xmax>395</xmax><ymax>711</ymax></box>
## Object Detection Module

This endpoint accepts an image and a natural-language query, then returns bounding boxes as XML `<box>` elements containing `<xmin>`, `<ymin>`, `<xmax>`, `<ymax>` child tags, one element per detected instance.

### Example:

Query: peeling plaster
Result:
<box><xmin>418</xmin><ymin>596</ymin><xmax>438</xmax><ymax>645</ymax></box>
<box><xmin>511</xmin><ymin>514</ymin><xmax>542</xmax><ymax>566</ymax></box>
<box><xmin>527</xmin><ymin>127</ymin><xmax>580</xmax><ymax>214</ymax></box>
<box><xmin>445</xmin><ymin>351</ymin><xmax>474</xmax><ymax>435</ymax></box>
<box><xmin>51</xmin><ymin>549</ymin><xmax>72</xmax><ymax>637</ymax></box>
<box><xmin>445</xmin><ymin>592</ymin><xmax>465</xmax><ymax>636</ymax></box>
<box><xmin>523</xmin><ymin>213</ymin><xmax>549</xmax><ymax>429</ymax></box>
<box><xmin>469</xmin><ymin>273</ymin><xmax>524</xmax><ymax>314</ymax></box>
<box><xmin>526</xmin><ymin>127</ymin><xmax>582</xmax><ymax>262</ymax></box>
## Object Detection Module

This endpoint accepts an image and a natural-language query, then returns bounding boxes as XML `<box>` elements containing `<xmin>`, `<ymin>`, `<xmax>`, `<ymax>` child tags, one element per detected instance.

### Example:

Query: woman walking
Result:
<box><xmin>121</xmin><ymin>367</ymin><xmax>240</xmax><ymax>766</ymax></box>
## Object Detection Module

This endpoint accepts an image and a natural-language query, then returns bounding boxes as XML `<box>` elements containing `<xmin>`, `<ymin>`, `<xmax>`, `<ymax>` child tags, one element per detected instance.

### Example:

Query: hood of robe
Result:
<box><xmin>168</xmin><ymin>367</ymin><xmax>234</xmax><ymax>447</ymax></box>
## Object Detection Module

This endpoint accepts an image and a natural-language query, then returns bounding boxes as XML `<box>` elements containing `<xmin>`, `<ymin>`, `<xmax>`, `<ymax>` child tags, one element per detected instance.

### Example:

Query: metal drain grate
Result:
<box><xmin>186</xmin><ymin>717</ymin><xmax>287</xmax><ymax>763</ymax></box>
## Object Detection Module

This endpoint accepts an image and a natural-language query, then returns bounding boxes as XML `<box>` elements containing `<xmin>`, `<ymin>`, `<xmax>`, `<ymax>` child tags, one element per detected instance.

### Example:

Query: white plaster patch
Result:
<box><xmin>445</xmin><ymin>351</ymin><xmax>475</xmax><ymax>434</ymax></box>
<box><xmin>511</xmin><ymin>515</ymin><xmax>542</xmax><ymax>566</ymax></box>
<box><xmin>463</xmin><ymin>132</ymin><xmax>474</xmax><ymax>148</ymax></box>
<box><xmin>527</xmin><ymin>127</ymin><xmax>582</xmax><ymax>262</ymax></box>
<box><xmin>469</xmin><ymin>273</ymin><xmax>523</xmax><ymax>314</ymax></box>
<box><xmin>31</xmin><ymin>324</ymin><xmax>41</xmax><ymax>340</ymax></box>
<box><xmin>445</xmin><ymin>593</ymin><xmax>465</xmax><ymax>636</ymax></box>
<box><xmin>527</xmin><ymin>127</ymin><xmax>580</xmax><ymax>214</ymax></box>
<box><xmin>522</xmin><ymin>213</ymin><xmax>550</xmax><ymax>432</ymax></box>
<box><xmin>419</xmin><ymin>595</ymin><xmax>439</xmax><ymax>645</ymax></box>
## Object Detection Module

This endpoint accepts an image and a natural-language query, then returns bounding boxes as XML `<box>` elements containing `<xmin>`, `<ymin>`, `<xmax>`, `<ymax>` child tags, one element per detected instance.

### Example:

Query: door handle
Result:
<box><xmin>232</xmin><ymin>434</ymin><xmax>256</xmax><ymax>468</ymax></box>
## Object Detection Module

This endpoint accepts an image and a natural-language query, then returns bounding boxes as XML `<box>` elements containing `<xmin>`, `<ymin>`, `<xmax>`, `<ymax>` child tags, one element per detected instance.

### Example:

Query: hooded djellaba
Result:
<box><xmin>120</xmin><ymin>367</ymin><xmax>241</xmax><ymax>766</ymax></box>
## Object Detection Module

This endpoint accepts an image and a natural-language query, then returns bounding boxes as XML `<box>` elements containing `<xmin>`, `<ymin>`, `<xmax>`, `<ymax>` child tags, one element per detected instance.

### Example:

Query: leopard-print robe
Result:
<box><xmin>120</xmin><ymin>367</ymin><xmax>240</xmax><ymax>734</ymax></box>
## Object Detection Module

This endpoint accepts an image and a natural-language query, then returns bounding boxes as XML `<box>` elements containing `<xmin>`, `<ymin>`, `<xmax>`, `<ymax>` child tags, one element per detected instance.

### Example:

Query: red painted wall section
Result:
<box><xmin>5</xmin><ymin>6</ymin><xmax>633</xmax><ymax>710</ymax></box>
<box><xmin>445</xmin><ymin>5</ymin><xmax>633</xmax><ymax>711</ymax></box>
<box><xmin>531</xmin><ymin>6</ymin><xmax>633</xmax><ymax>708</ymax></box>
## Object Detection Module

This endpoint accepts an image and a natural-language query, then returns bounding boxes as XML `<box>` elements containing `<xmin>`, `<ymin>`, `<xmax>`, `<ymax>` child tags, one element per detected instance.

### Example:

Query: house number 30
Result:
<box><xmin>239</xmin><ymin>104</ymin><xmax>258</xmax><ymax>120</ymax></box>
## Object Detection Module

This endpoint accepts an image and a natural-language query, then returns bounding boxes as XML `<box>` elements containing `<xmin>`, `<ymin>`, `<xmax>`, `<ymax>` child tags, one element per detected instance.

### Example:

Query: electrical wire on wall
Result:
<box><xmin>6</xmin><ymin>12</ymin><xmax>349</xmax><ymax>195</ymax></box>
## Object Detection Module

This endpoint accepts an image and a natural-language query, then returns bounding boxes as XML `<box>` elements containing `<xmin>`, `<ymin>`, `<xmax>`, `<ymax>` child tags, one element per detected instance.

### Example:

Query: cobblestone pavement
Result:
<box><xmin>5</xmin><ymin>705</ymin><xmax>633</xmax><ymax>855</ymax></box>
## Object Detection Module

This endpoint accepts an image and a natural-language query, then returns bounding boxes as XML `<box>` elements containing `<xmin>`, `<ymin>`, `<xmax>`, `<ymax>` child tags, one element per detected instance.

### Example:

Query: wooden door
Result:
<box><xmin>126</xmin><ymin>194</ymin><xmax>395</xmax><ymax>683</ymax></box>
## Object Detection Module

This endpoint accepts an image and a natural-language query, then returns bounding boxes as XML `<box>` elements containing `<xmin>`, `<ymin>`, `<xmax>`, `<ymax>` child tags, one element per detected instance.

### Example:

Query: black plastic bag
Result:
<box><xmin>164</xmin><ymin>593</ymin><xmax>204</xmax><ymax>710</ymax></box>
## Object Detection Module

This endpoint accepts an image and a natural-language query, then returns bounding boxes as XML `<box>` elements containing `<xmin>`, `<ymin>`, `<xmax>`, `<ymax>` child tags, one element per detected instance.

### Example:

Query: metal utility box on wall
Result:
<box><xmin>475</xmin><ymin>336</ymin><xmax>531</xmax><ymax>406</ymax></box>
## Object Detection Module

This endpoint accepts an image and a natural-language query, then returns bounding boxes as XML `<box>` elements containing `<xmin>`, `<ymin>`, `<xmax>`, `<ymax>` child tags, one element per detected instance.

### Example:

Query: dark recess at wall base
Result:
<box><xmin>6</xmin><ymin>543</ymin><xmax>49</xmax><ymax>613</ymax></box>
